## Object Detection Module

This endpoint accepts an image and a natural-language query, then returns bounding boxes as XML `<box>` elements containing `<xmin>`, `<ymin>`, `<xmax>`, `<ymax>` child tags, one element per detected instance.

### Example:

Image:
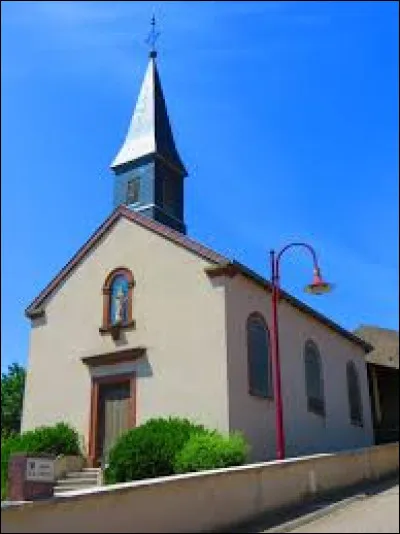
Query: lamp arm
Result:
<box><xmin>273</xmin><ymin>242</ymin><xmax>320</xmax><ymax>285</ymax></box>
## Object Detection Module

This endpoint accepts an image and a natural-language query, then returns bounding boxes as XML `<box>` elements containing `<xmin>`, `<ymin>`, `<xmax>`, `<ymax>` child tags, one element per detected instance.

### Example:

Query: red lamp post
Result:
<box><xmin>270</xmin><ymin>242</ymin><xmax>333</xmax><ymax>460</ymax></box>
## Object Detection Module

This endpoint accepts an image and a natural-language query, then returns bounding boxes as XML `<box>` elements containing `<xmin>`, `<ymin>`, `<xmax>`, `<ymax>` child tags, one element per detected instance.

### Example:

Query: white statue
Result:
<box><xmin>114</xmin><ymin>286</ymin><xmax>127</xmax><ymax>324</ymax></box>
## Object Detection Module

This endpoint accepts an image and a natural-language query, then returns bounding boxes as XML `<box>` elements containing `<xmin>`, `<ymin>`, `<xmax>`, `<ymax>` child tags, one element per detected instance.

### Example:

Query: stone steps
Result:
<box><xmin>66</xmin><ymin>474</ymin><xmax>99</xmax><ymax>479</ymax></box>
<box><xmin>54</xmin><ymin>468</ymin><xmax>101</xmax><ymax>495</ymax></box>
<box><xmin>57</xmin><ymin>477</ymin><xmax>98</xmax><ymax>486</ymax></box>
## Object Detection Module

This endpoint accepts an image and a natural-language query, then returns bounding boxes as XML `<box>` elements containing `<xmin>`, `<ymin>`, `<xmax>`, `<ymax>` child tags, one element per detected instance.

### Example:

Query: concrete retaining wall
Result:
<box><xmin>2</xmin><ymin>442</ymin><xmax>398</xmax><ymax>533</ymax></box>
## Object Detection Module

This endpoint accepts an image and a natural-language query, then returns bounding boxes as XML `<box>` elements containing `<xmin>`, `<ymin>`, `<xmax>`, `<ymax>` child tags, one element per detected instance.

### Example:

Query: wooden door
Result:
<box><xmin>97</xmin><ymin>381</ymin><xmax>131</xmax><ymax>464</ymax></box>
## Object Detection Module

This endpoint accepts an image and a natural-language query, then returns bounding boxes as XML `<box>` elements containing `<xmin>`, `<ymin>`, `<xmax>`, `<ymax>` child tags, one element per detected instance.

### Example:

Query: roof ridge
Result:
<box><xmin>206</xmin><ymin>261</ymin><xmax>372</xmax><ymax>352</ymax></box>
<box><xmin>25</xmin><ymin>205</ymin><xmax>228</xmax><ymax>318</ymax></box>
<box><xmin>24</xmin><ymin>206</ymin><xmax>373</xmax><ymax>352</ymax></box>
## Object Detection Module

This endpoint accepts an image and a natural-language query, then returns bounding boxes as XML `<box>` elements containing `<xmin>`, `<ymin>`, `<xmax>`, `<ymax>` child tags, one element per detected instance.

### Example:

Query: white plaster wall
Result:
<box><xmin>224</xmin><ymin>274</ymin><xmax>374</xmax><ymax>462</ymax></box>
<box><xmin>22</xmin><ymin>217</ymin><xmax>229</xmax><ymax>452</ymax></box>
<box><xmin>224</xmin><ymin>276</ymin><xmax>277</xmax><ymax>462</ymax></box>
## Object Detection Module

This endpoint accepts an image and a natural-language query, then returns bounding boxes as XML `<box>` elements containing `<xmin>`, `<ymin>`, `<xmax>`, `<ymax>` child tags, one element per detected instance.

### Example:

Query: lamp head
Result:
<box><xmin>304</xmin><ymin>268</ymin><xmax>333</xmax><ymax>295</ymax></box>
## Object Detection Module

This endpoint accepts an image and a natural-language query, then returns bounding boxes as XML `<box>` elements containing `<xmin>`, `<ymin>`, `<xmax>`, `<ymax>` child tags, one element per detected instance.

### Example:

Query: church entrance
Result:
<box><xmin>88</xmin><ymin>372</ymin><xmax>136</xmax><ymax>467</ymax></box>
<box><xmin>97</xmin><ymin>381</ymin><xmax>131</xmax><ymax>464</ymax></box>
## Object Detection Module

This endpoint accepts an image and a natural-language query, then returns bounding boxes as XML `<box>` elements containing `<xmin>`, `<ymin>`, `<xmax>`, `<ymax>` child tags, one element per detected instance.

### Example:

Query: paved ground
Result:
<box><xmin>221</xmin><ymin>477</ymin><xmax>399</xmax><ymax>534</ymax></box>
<box><xmin>286</xmin><ymin>483</ymin><xmax>399</xmax><ymax>533</ymax></box>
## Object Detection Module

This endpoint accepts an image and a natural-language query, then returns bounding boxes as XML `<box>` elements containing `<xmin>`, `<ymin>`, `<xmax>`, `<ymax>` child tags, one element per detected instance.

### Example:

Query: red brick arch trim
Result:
<box><xmin>100</xmin><ymin>267</ymin><xmax>135</xmax><ymax>333</ymax></box>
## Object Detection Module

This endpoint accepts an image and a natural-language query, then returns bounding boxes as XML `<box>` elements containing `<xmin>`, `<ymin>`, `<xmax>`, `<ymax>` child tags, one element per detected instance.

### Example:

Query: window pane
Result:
<box><xmin>248</xmin><ymin>317</ymin><xmax>270</xmax><ymax>397</ymax></box>
<box><xmin>304</xmin><ymin>341</ymin><xmax>325</xmax><ymax>415</ymax></box>
<box><xmin>305</xmin><ymin>354</ymin><xmax>321</xmax><ymax>398</ymax></box>
<box><xmin>162</xmin><ymin>178</ymin><xmax>177</xmax><ymax>216</ymax></box>
<box><xmin>126</xmin><ymin>178</ymin><xmax>140</xmax><ymax>205</ymax></box>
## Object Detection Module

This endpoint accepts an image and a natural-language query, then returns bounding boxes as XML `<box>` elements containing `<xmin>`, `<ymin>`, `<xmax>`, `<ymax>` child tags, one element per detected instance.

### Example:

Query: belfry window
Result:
<box><xmin>126</xmin><ymin>178</ymin><xmax>140</xmax><ymax>205</ymax></box>
<box><xmin>162</xmin><ymin>177</ymin><xmax>177</xmax><ymax>216</ymax></box>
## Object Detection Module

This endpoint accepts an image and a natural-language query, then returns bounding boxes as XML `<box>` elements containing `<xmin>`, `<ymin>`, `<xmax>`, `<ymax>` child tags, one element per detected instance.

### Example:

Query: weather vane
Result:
<box><xmin>146</xmin><ymin>15</ymin><xmax>160</xmax><ymax>57</ymax></box>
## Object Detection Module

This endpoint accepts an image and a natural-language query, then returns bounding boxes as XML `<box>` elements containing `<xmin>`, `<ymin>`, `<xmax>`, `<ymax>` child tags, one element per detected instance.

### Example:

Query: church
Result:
<box><xmin>21</xmin><ymin>40</ymin><xmax>374</xmax><ymax>467</ymax></box>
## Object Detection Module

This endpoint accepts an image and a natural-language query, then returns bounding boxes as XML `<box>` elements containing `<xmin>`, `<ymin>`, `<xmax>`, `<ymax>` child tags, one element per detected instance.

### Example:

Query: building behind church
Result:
<box><xmin>355</xmin><ymin>326</ymin><xmax>399</xmax><ymax>445</ymax></box>
<box><xmin>22</xmin><ymin>44</ymin><xmax>375</xmax><ymax>466</ymax></box>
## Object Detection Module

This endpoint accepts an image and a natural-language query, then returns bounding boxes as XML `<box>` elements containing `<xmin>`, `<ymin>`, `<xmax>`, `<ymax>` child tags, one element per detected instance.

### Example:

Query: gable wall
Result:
<box><xmin>22</xmin><ymin>218</ymin><xmax>229</xmax><ymax>452</ymax></box>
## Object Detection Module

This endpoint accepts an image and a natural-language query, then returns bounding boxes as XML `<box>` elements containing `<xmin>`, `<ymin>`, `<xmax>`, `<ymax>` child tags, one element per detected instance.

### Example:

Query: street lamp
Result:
<box><xmin>270</xmin><ymin>242</ymin><xmax>333</xmax><ymax>460</ymax></box>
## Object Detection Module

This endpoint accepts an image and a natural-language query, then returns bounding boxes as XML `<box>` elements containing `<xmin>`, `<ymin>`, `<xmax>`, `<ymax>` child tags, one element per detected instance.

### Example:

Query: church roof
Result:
<box><xmin>111</xmin><ymin>54</ymin><xmax>187</xmax><ymax>175</ymax></box>
<box><xmin>353</xmin><ymin>325</ymin><xmax>399</xmax><ymax>369</ymax></box>
<box><xmin>25</xmin><ymin>205</ymin><xmax>227</xmax><ymax>319</ymax></box>
<box><xmin>24</xmin><ymin>205</ymin><xmax>371</xmax><ymax>352</ymax></box>
<box><xmin>206</xmin><ymin>263</ymin><xmax>372</xmax><ymax>352</ymax></box>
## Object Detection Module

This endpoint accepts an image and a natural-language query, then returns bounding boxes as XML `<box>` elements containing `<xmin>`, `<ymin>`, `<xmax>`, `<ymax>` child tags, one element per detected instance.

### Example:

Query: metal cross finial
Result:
<box><xmin>146</xmin><ymin>15</ymin><xmax>160</xmax><ymax>58</ymax></box>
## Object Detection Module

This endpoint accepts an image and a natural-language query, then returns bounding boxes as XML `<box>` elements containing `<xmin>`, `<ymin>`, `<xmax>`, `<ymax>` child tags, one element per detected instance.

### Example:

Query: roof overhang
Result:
<box><xmin>25</xmin><ymin>205</ymin><xmax>228</xmax><ymax>319</ymax></box>
<box><xmin>24</xmin><ymin>205</ymin><xmax>372</xmax><ymax>355</ymax></box>
<box><xmin>205</xmin><ymin>261</ymin><xmax>373</xmax><ymax>353</ymax></box>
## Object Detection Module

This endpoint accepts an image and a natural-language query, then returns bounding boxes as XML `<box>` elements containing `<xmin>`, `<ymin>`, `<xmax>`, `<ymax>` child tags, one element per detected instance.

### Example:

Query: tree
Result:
<box><xmin>1</xmin><ymin>363</ymin><xmax>26</xmax><ymax>437</ymax></box>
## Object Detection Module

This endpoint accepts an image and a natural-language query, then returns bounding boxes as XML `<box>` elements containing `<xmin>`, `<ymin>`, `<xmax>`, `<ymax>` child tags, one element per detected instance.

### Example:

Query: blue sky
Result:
<box><xmin>1</xmin><ymin>1</ymin><xmax>398</xmax><ymax>372</ymax></box>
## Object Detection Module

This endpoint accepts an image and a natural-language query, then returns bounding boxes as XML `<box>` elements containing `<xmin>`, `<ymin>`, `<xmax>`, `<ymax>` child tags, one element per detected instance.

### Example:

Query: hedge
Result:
<box><xmin>105</xmin><ymin>417</ymin><xmax>209</xmax><ymax>484</ymax></box>
<box><xmin>105</xmin><ymin>417</ymin><xmax>249</xmax><ymax>484</ymax></box>
<box><xmin>174</xmin><ymin>431</ymin><xmax>248</xmax><ymax>473</ymax></box>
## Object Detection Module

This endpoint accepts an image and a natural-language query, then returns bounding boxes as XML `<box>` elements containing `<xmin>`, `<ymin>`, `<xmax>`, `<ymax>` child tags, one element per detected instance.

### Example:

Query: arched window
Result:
<box><xmin>101</xmin><ymin>268</ymin><xmax>135</xmax><ymax>333</ymax></box>
<box><xmin>247</xmin><ymin>313</ymin><xmax>272</xmax><ymax>398</ymax></box>
<box><xmin>347</xmin><ymin>361</ymin><xmax>363</xmax><ymax>426</ymax></box>
<box><xmin>304</xmin><ymin>340</ymin><xmax>325</xmax><ymax>416</ymax></box>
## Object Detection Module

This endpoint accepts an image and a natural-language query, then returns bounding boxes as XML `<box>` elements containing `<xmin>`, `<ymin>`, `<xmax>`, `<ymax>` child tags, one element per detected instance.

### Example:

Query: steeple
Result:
<box><xmin>111</xmin><ymin>17</ymin><xmax>187</xmax><ymax>234</ymax></box>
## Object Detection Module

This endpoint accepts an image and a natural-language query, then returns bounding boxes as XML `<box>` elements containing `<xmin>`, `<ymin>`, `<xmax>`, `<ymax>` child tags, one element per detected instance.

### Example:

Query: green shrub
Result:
<box><xmin>1</xmin><ymin>422</ymin><xmax>81</xmax><ymax>501</ymax></box>
<box><xmin>105</xmin><ymin>417</ymin><xmax>208</xmax><ymax>484</ymax></box>
<box><xmin>174</xmin><ymin>431</ymin><xmax>248</xmax><ymax>473</ymax></box>
<box><xmin>1</xmin><ymin>434</ymin><xmax>21</xmax><ymax>500</ymax></box>
<box><xmin>13</xmin><ymin>422</ymin><xmax>81</xmax><ymax>456</ymax></box>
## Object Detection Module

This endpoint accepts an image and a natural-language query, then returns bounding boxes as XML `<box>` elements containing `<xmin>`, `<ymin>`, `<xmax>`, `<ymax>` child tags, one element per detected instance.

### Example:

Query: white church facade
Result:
<box><xmin>22</xmin><ymin>44</ymin><xmax>374</xmax><ymax>467</ymax></box>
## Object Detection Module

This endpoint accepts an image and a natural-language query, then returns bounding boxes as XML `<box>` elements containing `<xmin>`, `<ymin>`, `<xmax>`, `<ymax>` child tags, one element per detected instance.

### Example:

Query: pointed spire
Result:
<box><xmin>146</xmin><ymin>15</ymin><xmax>160</xmax><ymax>59</ymax></box>
<box><xmin>111</xmin><ymin>19</ymin><xmax>186</xmax><ymax>176</ymax></box>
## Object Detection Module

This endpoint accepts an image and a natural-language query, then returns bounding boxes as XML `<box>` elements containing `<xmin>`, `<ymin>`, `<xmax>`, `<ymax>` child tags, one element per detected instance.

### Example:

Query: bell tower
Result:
<box><xmin>111</xmin><ymin>18</ymin><xmax>187</xmax><ymax>234</ymax></box>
